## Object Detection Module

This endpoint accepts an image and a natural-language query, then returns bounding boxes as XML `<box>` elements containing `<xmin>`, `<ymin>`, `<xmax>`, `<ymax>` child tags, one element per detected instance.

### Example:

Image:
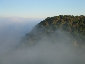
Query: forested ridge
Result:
<box><xmin>38</xmin><ymin>15</ymin><xmax>85</xmax><ymax>34</ymax></box>
<box><xmin>24</xmin><ymin>15</ymin><xmax>85</xmax><ymax>47</ymax></box>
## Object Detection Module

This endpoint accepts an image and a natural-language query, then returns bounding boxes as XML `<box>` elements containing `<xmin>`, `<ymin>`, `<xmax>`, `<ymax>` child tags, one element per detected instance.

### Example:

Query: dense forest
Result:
<box><xmin>24</xmin><ymin>15</ymin><xmax>85</xmax><ymax>47</ymax></box>
<box><xmin>38</xmin><ymin>15</ymin><xmax>85</xmax><ymax>35</ymax></box>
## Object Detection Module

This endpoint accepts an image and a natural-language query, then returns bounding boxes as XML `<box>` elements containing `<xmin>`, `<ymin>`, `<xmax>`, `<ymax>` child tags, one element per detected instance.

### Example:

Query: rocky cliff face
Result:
<box><xmin>23</xmin><ymin>15</ymin><xmax>85</xmax><ymax>48</ymax></box>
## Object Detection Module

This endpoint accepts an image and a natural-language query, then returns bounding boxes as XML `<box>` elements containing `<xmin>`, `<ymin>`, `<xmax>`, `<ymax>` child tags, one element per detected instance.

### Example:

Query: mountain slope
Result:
<box><xmin>23</xmin><ymin>15</ymin><xmax>85</xmax><ymax>47</ymax></box>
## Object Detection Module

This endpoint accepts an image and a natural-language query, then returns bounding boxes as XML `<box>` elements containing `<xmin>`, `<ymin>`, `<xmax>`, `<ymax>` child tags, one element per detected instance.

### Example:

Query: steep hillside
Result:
<box><xmin>23</xmin><ymin>15</ymin><xmax>85</xmax><ymax>47</ymax></box>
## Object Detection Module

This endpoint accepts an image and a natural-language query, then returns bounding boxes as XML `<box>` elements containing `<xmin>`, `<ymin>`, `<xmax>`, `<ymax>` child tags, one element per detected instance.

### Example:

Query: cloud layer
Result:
<box><xmin>0</xmin><ymin>17</ymin><xmax>85</xmax><ymax>64</ymax></box>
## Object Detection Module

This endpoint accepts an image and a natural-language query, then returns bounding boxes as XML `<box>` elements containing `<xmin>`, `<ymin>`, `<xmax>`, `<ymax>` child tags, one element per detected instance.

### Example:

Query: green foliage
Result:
<box><xmin>25</xmin><ymin>15</ymin><xmax>85</xmax><ymax>45</ymax></box>
<box><xmin>38</xmin><ymin>15</ymin><xmax>85</xmax><ymax>35</ymax></box>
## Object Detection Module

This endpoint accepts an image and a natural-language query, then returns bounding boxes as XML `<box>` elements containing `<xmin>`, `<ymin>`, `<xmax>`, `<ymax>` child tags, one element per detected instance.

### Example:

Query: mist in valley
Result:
<box><xmin>0</xmin><ymin>17</ymin><xmax>85</xmax><ymax>64</ymax></box>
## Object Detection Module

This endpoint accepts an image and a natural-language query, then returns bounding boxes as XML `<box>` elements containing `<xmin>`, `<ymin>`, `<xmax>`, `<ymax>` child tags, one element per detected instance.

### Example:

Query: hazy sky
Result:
<box><xmin>0</xmin><ymin>0</ymin><xmax>85</xmax><ymax>18</ymax></box>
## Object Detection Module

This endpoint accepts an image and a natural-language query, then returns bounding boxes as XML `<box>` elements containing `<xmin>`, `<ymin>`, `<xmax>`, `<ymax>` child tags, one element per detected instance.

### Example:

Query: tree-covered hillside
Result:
<box><xmin>38</xmin><ymin>15</ymin><xmax>85</xmax><ymax>35</ymax></box>
<box><xmin>24</xmin><ymin>15</ymin><xmax>85</xmax><ymax>47</ymax></box>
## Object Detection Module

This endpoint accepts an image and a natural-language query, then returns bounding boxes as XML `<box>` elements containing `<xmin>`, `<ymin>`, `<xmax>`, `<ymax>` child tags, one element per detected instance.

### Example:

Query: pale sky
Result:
<box><xmin>0</xmin><ymin>0</ymin><xmax>85</xmax><ymax>18</ymax></box>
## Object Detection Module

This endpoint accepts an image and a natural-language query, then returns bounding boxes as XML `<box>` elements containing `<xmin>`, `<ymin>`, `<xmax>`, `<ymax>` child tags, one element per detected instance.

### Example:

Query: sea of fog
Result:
<box><xmin>0</xmin><ymin>17</ymin><xmax>85</xmax><ymax>64</ymax></box>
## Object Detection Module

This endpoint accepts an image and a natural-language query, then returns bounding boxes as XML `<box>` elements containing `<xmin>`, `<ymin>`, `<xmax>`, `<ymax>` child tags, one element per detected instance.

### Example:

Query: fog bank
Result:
<box><xmin>0</xmin><ymin>17</ymin><xmax>41</xmax><ymax>54</ymax></box>
<box><xmin>0</xmin><ymin>17</ymin><xmax>85</xmax><ymax>64</ymax></box>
